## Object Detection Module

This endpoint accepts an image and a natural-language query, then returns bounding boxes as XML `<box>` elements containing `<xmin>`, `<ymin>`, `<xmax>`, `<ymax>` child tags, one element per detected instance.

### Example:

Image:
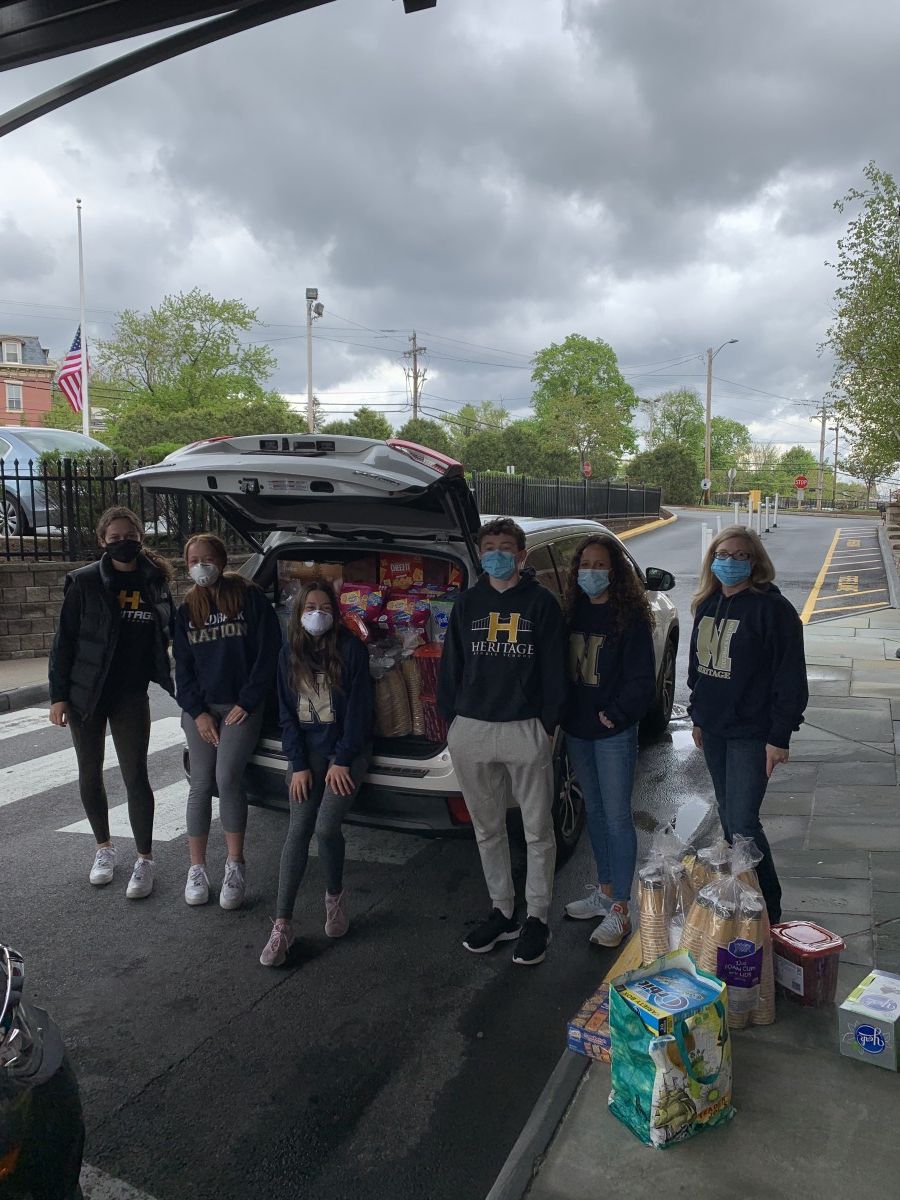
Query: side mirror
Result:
<box><xmin>645</xmin><ymin>566</ymin><xmax>676</xmax><ymax>592</ymax></box>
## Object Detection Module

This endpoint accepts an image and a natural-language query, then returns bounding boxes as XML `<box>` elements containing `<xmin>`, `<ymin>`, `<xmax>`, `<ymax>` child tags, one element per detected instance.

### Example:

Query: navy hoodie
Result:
<box><xmin>437</xmin><ymin>571</ymin><xmax>568</xmax><ymax>733</ymax></box>
<box><xmin>174</xmin><ymin>583</ymin><xmax>281</xmax><ymax>718</ymax></box>
<box><xmin>687</xmin><ymin>583</ymin><xmax>808</xmax><ymax>748</ymax></box>
<box><xmin>563</xmin><ymin>595</ymin><xmax>656</xmax><ymax>740</ymax></box>
<box><xmin>277</xmin><ymin>630</ymin><xmax>373</xmax><ymax>771</ymax></box>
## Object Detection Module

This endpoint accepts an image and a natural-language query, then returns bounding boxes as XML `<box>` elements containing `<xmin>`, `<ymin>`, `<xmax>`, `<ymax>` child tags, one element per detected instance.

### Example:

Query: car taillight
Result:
<box><xmin>446</xmin><ymin>794</ymin><xmax>471</xmax><ymax>825</ymax></box>
<box><xmin>387</xmin><ymin>439</ymin><xmax>463</xmax><ymax>476</ymax></box>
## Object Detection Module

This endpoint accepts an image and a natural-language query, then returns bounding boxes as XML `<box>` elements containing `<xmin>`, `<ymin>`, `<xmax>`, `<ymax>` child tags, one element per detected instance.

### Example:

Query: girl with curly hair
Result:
<box><xmin>561</xmin><ymin>533</ymin><xmax>656</xmax><ymax>947</ymax></box>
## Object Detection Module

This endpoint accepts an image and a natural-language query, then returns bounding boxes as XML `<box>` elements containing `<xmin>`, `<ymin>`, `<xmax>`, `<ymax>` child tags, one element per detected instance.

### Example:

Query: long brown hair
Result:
<box><xmin>563</xmin><ymin>534</ymin><xmax>654</xmax><ymax>635</ymax></box>
<box><xmin>182</xmin><ymin>533</ymin><xmax>252</xmax><ymax>630</ymax></box>
<box><xmin>288</xmin><ymin>579</ymin><xmax>345</xmax><ymax>695</ymax></box>
<box><xmin>96</xmin><ymin>505</ymin><xmax>173</xmax><ymax>581</ymax></box>
<box><xmin>691</xmin><ymin>525</ymin><xmax>775</xmax><ymax>614</ymax></box>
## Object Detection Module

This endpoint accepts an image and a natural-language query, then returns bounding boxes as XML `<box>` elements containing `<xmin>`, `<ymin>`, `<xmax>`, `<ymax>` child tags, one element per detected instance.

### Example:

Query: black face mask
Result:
<box><xmin>106</xmin><ymin>539</ymin><xmax>142</xmax><ymax>564</ymax></box>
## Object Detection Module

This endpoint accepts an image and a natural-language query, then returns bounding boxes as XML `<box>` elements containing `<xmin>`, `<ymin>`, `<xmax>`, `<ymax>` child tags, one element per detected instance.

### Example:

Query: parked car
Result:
<box><xmin>0</xmin><ymin>427</ymin><xmax>111</xmax><ymax>537</ymax></box>
<box><xmin>120</xmin><ymin>435</ymin><xmax>678</xmax><ymax>860</ymax></box>
<box><xmin>0</xmin><ymin>942</ymin><xmax>85</xmax><ymax>1199</ymax></box>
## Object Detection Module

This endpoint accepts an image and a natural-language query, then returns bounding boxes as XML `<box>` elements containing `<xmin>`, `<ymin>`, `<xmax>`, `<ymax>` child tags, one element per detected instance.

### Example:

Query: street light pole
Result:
<box><xmin>829</xmin><ymin>420</ymin><xmax>841</xmax><ymax>508</ymax></box>
<box><xmin>305</xmin><ymin>287</ymin><xmax>324</xmax><ymax>434</ymax></box>
<box><xmin>703</xmin><ymin>338</ymin><xmax>738</xmax><ymax>505</ymax></box>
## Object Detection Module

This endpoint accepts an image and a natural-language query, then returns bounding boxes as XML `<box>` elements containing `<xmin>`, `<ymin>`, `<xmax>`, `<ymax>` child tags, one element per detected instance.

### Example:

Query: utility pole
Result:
<box><xmin>830</xmin><ymin>418</ymin><xmax>841</xmax><ymax>508</ymax></box>
<box><xmin>305</xmin><ymin>287</ymin><xmax>324</xmax><ymax>433</ymax></box>
<box><xmin>814</xmin><ymin>406</ymin><xmax>827</xmax><ymax>512</ymax></box>
<box><xmin>403</xmin><ymin>331</ymin><xmax>427</xmax><ymax>421</ymax></box>
<box><xmin>703</xmin><ymin>338</ymin><xmax>738</xmax><ymax>505</ymax></box>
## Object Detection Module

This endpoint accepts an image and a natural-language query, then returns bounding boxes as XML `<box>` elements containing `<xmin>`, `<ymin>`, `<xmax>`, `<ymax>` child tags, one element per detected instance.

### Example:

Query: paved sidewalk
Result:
<box><xmin>0</xmin><ymin>654</ymin><xmax>49</xmax><ymax>711</ymax></box>
<box><xmin>492</xmin><ymin>608</ymin><xmax>900</xmax><ymax>1200</ymax></box>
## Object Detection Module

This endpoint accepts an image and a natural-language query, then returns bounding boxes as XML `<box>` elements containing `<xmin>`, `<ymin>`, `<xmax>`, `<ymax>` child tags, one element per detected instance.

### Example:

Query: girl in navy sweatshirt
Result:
<box><xmin>688</xmin><ymin>525</ymin><xmax>808</xmax><ymax>924</ymax></box>
<box><xmin>259</xmin><ymin>578</ymin><xmax>373</xmax><ymax>967</ymax></box>
<box><xmin>174</xmin><ymin>534</ymin><xmax>281</xmax><ymax>911</ymax></box>
<box><xmin>561</xmin><ymin>534</ymin><xmax>656</xmax><ymax>949</ymax></box>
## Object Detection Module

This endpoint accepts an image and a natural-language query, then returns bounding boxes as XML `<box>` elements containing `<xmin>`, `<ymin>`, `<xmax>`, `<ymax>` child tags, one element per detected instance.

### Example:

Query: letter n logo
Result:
<box><xmin>487</xmin><ymin>612</ymin><xmax>520</xmax><ymax>643</ymax></box>
<box><xmin>696</xmin><ymin>616</ymin><xmax>740</xmax><ymax>673</ymax></box>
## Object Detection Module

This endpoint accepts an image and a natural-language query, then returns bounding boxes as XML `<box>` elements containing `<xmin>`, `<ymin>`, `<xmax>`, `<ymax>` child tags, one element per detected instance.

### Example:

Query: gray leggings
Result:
<box><xmin>275</xmin><ymin>750</ymin><xmax>368</xmax><ymax>919</ymax></box>
<box><xmin>181</xmin><ymin>703</ymin><xmax>264</xmax><ymax>837</ymax></box>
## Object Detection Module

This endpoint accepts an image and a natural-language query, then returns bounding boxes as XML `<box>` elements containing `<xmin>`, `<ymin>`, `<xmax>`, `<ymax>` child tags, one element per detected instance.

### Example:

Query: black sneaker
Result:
<box><xmin>463</xmin><ymin>908</ymin><xmax>521</xmax><ymax>954</ymax></box>
<box><xmin>512</xmin><ymin>917</ymin><xmax>551</xmax><ymax>965</ymax></box>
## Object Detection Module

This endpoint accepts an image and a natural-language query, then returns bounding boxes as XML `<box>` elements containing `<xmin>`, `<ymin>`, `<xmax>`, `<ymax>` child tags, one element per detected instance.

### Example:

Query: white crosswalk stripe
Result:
<box><xmin>80</xmin><ymin>1162</ymin><xmax>160</xmax><ymax>1199</ymax></box>
<box><xmin>0</xmin><ymin>706</ymin><xmax>55</xmax><ymax>742</ymax></box>
<box><xmin>56</xmin><ymin>781</ymin><xmax>211</xmax><ymax>842</ymax></box>
<box><xmin>0</xmin><ymin>717</ymin><xmax>184</xmax><ymax>810</ymax></box>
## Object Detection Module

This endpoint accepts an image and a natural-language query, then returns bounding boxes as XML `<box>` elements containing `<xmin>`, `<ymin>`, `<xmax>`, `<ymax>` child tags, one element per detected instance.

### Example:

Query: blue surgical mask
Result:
<box><xmin>578</xmin><ymin>568</ymin><xmax>611</xmax><ymax>597</ymax></box>
<box><xmin>711</xmin><ymin>557</ymin><xmax>752</xmax><ymax>586</ymax></box>
<box><xmin>480</xmin><ymin>549</ymin><xmax>518</xmax><ymax>581</ymax></box>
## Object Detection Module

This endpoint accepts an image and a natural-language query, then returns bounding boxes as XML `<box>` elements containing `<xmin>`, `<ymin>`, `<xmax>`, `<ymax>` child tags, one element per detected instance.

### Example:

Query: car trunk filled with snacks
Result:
<box><xmin>271</xmin><ymin>547</ymin><xmax>466</xmax><ymax>754</ymax></box>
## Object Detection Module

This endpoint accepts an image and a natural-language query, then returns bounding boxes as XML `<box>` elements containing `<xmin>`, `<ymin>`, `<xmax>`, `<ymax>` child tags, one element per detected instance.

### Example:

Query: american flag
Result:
<box><xmin>56</xmin><ymin>325</ymin><xmax>90</xmax><ymax>413</ymax></box>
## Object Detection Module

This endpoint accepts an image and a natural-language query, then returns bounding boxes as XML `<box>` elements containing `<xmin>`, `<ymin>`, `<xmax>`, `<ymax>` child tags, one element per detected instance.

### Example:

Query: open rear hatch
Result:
<box><xmin>118</xmin><ymin>434</ymin><xmax>481</xmax><ymax>555</ymax></box>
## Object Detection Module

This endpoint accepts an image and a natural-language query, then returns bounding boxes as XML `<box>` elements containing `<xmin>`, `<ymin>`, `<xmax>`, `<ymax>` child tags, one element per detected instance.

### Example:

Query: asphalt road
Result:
<box><xmin>0</xmin><ymin>508</ymin><xmax>863</xmax><ymax>1200</ymax></box>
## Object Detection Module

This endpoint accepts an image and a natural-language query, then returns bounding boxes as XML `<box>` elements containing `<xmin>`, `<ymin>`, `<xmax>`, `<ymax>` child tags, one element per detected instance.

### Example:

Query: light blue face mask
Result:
<box><xmin>578</xmin><ymin>568</ymin><xmax>611</xmax><ymax>597</ymax></box>
<box><xmin>711</xmin><ymin>557</ymin><xmax>752</xmax><ymax>586</ymax></box>
<box><xmin>480</xmin><ymin>549</ymin><xmax>518</xmax><ymax>580</ymax></box>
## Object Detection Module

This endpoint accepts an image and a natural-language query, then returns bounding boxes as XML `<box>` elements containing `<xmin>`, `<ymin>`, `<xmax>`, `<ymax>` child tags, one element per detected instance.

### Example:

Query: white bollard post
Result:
<box><xmin>756</xmin><ymin>500</ymin><xmax>763</xmax><ymax>535</ymax></box>
<box><xmin>764</xmin><ymin>496</ymin><xmax>770</xmax><ymax>533</ymax></box>
<box><xmin>700</xmin><ymin>522</ymin><xmax>713</xmax><ymax>566</ymax></box>
<box><xmin>747</xmin><ymin>495</ymin><xmax>754</xmax><ymax>529</ymax></box>
<box><xmin>733</xmin><ymin>501</ymin><xmax>739</xmax><ymax>524</ymax></box>
<box><xmin>716</xmin><ymin>513</ymin><xmax>723</xmax><ymax>534</ymax></box>
<box><xmin>773</xmin><ymin>492</ymin><xmax>779</xmax><ymax>528</ymax></box>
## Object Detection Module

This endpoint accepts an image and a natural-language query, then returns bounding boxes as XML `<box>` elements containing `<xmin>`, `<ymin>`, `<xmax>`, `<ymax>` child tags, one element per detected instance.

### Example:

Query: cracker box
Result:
<box><xmin>567</xmin><ymin>983</ymin><xmax>612</xmax><ymax>1063</ymax></box>
<box><xmin>615</xmin><ymin>966</ymin><xmax>722</xmax><ymax>1035</ymax></box>
<box><xmin>838</xmin><ymin>969</ymin><xmax>900</xmax><ymax>1071</ymax></box>
<box><xmin>379</xmin><ymin>554</ymin><xmax>424</xmax><ymax>591</ymax></box>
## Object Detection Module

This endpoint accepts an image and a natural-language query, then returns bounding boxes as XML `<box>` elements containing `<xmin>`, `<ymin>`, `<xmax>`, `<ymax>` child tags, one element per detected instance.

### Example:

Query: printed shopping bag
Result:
<box><xmin>609</xmin><ymin>948</ymin><xmax>735</xmax><ymax>1148</ymax></box>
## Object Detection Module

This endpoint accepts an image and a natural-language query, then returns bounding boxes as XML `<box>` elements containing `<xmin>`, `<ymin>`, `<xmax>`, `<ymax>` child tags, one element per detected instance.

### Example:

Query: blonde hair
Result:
<box><xmin>691</xmin><ymin>525</ymin><xmax>775</xmax><ymax>613</ymax></box>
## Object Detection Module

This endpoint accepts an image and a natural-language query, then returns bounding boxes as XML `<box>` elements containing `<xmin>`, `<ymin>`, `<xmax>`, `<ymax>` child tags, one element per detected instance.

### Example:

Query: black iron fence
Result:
<box><xmin>0</xmin><ymin>457</ymin><xmax>663</xmax><ymax>562</ymax></box>
<box><xmin>0</xmin><ymin>457</ymin><xmax>245</xmax><ymax>562</ymax></box>
<box><xmin>470</xmin><ymin>473</ymin><xmax>661</xmax><ymax>522</ymax></box>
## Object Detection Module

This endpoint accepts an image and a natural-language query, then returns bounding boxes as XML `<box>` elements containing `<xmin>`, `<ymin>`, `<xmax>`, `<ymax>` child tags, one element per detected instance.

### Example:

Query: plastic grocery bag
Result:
<box><xmin>609</xmin><ymin>948</ymin><xmax>735</xmax><ymax>1149</ymax></box>
<box><xmin>638</xmin><ymin>826</ymin><xmax>694</xmax><ymax>964</ymax></box>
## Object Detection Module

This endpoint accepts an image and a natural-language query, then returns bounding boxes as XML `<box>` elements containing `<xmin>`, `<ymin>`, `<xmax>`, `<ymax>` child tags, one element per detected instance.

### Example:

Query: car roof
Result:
<box><xmin>480</xmin><ymin>515</ymin><xmax>610</xmax><ymax>538</ymax></box>
<box><xmin>0</xmin><ymin>427</ymin><xmax>110</xmax><ymax>451</ymax></box>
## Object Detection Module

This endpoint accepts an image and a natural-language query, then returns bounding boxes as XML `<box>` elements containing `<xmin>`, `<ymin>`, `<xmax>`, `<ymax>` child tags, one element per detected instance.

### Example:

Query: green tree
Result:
<box><xmin>531</xmin><ymin>334</ymin><xmax>638</xmax><ymax>475</ymax></box>
<box><xmin>842</xmin><ymin>437</ymin><xmax>898</xmax><ymax>506</ymax></box>
<box><xmin>394</xmin><ymin>417</ymin><xmax>453</xmax><ymax>454</ymax></box>
<box><xmin>709</xmin><ymin>416</ymin><xmax>752</xmax><ymax>475</ymax></box>
<box><xmin>459</xmin><ymin>429</ymin><xmax>507</xmax><ymax>473</ymax></box>
<box><xmin>647</xmin><ymin>388</ymin><xmax>705</xmax><ymax>460</ymax></box>
<box><xmin>344</xmin><ymin>406</ymin><xmax>393</xmax><ymax>440</ymax></box>
<box><xmin>626</xmin><ymin>440</ymin><xmax>699</xmax><ymax>505</ymax></box>
<box><xmin>825</xmin><ymin>162</ymin><xmax>900</xmax><ymax>464</ymax></box>
<box><xmin>500</xmin><ymin>419</ymin><xmax>579</xmax><ymax>477</ymax></box>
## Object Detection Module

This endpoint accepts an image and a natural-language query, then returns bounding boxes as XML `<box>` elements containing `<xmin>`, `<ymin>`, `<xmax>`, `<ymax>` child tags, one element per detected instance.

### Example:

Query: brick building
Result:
<box><xmin>0</xmin><ymin>335</ymin><xmax>55</xmax><ymax>427</ymax></box>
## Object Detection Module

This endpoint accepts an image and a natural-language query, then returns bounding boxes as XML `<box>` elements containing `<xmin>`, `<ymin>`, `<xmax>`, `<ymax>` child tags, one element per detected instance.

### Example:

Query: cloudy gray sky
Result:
<box><xmin>1</xmin><ymin>0</ymin><xmax>897</xmax><ymax>465</ymax></box>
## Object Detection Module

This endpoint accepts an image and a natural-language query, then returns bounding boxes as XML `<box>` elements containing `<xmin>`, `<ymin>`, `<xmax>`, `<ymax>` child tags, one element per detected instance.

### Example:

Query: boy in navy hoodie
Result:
<box><xmin>438</xmin><ymin>518</ymin><xmax>567</xmax><ymax>966</ymax></box>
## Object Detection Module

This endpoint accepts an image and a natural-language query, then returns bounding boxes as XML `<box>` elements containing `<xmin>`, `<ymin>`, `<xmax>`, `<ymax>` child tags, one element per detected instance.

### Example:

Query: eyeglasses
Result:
<box><xmin>714</xmin><ymin>550</ymin><xmax>752</xmax><ymax>562</ymax></box>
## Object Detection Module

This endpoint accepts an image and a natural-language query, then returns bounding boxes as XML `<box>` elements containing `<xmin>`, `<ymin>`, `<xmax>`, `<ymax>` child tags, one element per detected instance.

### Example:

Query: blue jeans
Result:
<box><xmin>566</xmin><ymin>726</ymin><xmax>639</xmax><ymax>903</ymax></box>
<box><xmin>700</xmin><ymin>731</ymin><xmax>782</xmax><ymax>924</ymax></box>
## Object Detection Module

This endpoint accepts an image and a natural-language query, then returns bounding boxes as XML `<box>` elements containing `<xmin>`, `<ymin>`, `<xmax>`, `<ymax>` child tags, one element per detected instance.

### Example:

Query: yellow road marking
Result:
<box><xmin>801</xmin><ymin>527</ymin><xmax>841</xmax><ymax>624</ymax></box>
<box><xmin>618</xmin><ymin>514</ymin><xmax>678</xmax><ymax>540</ymax></box>
<box><xmin>814</xmin><ymin>587</ymin><xmax>888</xmax><ymax>602</ymax></box>
<box><xmin>811</xmin><ymin>601</ymin><xmax>888</xmax><ymax>616</ymax></box>
<box><xmin>846</xmin><ymin>538</ymin><xmax>861</xmax><ymax>548</ymax></box>
<box><xmin>836</xmin><ymin>575</ymin><xmax>858</xmax><ymax>592</ymax></box>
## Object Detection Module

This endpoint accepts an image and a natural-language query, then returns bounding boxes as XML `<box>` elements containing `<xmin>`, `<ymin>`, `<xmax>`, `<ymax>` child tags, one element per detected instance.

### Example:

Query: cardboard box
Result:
<box><xmin>838</xmin><ymin>969</ymin><xmax>900</xmax><ymax>1071</ymax></box>
<box><xmin>567</xmin><ymin>983</ymin><xmax>612</xmax><ymax>1063</ymax></box>
<box><xmin>615</xmin><ymin>966</ymin><xmax>722</xmax><ymax>1035</ymax></box>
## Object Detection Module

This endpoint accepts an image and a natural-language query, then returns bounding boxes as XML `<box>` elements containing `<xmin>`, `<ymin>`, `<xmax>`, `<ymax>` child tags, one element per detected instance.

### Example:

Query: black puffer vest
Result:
<box><xmin>48</xmin><ymin>553</ymin><xmax>175</xmax><ymax>720</ymax></box>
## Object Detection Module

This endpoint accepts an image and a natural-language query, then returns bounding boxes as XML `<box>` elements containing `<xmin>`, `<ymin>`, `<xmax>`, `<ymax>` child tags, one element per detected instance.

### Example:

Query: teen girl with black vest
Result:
<box><xmin>173</xmin><ymin>534</ymin><xmax>281</xmax><ymax>911</ymax></box>
<box><xmin>49</xmin><ymin>506</ymin><xmax>175</xmax><ymax>899</ymax></box>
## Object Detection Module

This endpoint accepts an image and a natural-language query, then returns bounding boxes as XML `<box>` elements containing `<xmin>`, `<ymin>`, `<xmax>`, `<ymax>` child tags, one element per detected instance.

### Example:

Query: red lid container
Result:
<box><xmin>771</xmin><ymin>921</ymin><xmax>845</xmax><ymax>1007</ymax></box>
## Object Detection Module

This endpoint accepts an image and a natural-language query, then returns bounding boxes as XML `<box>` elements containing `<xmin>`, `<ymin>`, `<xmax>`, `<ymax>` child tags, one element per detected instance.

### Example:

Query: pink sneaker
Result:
<box><xmin>259</xmin><ymin>920</ymin><xmax>294</xmax><ymax>967</ymax></box>
<box><xmin>324</xmin><ymin>891</ymin><xmax>349</xmax><ymax>938</ymax></box>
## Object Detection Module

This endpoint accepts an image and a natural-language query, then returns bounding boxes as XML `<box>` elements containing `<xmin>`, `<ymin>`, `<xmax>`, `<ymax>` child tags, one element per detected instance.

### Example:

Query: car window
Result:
<box><xmin>0</xmin><ymin>438</ymin><xmax>10</xmax><ymax>458</ymax></box>
<box><xmin>16</xmin><ymin>430</ymin><xmax>108</xmax><ymax>455</ymax></box>
<box><xmin>524</xmin><ymin>544</ymin><xmax>560</xmax><ymax>595</ymax></box>
<box><xmin>549</xmin><ymin>534</ymin><xmax>589</xmax><ymax>580</ymax></box>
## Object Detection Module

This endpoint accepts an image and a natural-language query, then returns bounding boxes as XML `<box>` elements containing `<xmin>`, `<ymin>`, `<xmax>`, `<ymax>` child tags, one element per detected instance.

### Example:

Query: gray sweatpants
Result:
<box><xmin>447</xmin><ymin>715</ymin><xmax>556</xmax><ymax>922</ymax></box>
<box><xmin>181</xmin><ymin>703</ymin><xmax>264</xmax><ymax>837</ymax></box>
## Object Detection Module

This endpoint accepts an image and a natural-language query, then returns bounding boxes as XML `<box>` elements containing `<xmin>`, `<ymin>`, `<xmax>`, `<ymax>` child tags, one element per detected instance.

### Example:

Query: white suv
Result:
<box><xmin>122</xmin><ymin>435</ymin><xmax>678</xmax><ymax>860</ymax></box>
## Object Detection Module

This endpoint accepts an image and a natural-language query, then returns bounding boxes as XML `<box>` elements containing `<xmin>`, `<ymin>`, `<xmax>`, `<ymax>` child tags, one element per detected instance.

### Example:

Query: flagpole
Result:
<box><xmin>76</xmin><ymin>197</ymin><xmax>90</xmax><ymax>437</ymax></box>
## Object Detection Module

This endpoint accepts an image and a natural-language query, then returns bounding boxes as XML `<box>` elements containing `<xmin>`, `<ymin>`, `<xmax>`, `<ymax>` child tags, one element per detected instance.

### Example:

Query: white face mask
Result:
<box><xmin>189</xmin><ymin>562</ymin><xmax>220</xmax><ymax>587</ymax></box>
<box><xmin>301</xmin><ymin>610</ymin><xmax>334</xmax><ymax>637</ymax></box>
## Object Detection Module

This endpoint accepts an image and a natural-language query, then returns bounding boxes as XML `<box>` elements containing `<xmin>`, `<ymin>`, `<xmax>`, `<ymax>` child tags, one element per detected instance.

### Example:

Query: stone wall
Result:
<box><xmin>0</xmin><ymin>555</ymin><xmax>249</xmax><ymax>661</ymax></box>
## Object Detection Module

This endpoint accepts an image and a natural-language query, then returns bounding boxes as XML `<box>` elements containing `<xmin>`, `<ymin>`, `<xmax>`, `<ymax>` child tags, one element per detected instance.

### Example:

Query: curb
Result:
<box><xmin>485</xmin><ymin>934</ymin><xmax>643</xmax><ymax>1200</ymax></box>
<box><xmin>877</xmin><ymin>522</ymin><xmax>900</xmax><ymax>611</ymax></box>
<box><xmin>618</xmin><ymin>513</ymin><xmax>677</xmax><ymax>541</ymax></box>
<box><xmin>0</xmin><ymin>679</ymin><xmax>49</xmax><ymax>714</ymax></box>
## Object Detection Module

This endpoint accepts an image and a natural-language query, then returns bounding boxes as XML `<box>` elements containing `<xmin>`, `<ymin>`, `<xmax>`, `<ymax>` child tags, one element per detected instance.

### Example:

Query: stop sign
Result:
<box><xmin>794</xmin><ymin>475</ymin><xmax>808</xmax><ymax>489</ymax></box>
<box><xmin>582</xmin><ymin>461</ymin><xmax>592</xmax><ymax>478</ymax></box>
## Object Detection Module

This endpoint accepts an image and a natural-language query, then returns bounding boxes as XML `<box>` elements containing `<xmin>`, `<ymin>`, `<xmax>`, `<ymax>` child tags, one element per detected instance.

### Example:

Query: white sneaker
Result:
<box><xmin>185</xmin><ymin>864</ymin><xmax>210</xmax><ymax>906</ymax></box>
<box><xmin>565</xmin><ymin>886</ymin><xmax>612</xmax><ymax>921</ymax></box>
<box><xmin>589</xmin><ymin>902</ymin><xmax>631</xmax><ymax>948</ymax></box>
<box><xmin>220</xmin><ymin>860</ymin><xmax>246</xmax><ymax>911</ymax></box>
<box><xmin>126</xmin><ymin>858</ymin><xmax>154</xmax><ymax>900</ymax></box>
<box><xmin>89</xmin><ymin>845</ymin><xmax>117</xmax><ymax>886</ymax></box>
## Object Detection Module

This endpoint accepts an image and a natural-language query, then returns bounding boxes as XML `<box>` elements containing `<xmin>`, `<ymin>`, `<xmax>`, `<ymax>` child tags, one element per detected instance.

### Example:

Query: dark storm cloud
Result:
<box><xmin>0</xmin><ymin>0</ymin><xmax>898</xmax><ymax>440</ymax></box>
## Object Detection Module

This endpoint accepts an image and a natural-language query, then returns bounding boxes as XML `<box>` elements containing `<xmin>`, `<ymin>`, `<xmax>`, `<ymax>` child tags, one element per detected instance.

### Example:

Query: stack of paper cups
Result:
<box><xmin>750</xmin><ymin>909</ymin><xmax>776</xmax><ymax>1026</ymax></box>
<box><xmin>680</xmin><ymin>892</ymin><xmax>714</xmax><ymax>965</ymax></box>
<box><xmin>699</xmin><ymin>900</ymin><xmax>736</xmax><ymax>981</ymax></box>
<box><xmin>639</xmin><ymin>872</ymin><xmax>672</xmax><ymax>964</ymax></box>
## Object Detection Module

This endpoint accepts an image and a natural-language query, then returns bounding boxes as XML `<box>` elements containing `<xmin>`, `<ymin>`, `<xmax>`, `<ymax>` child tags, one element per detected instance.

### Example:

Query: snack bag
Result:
<box><xmin>609</xmin><ymin>949</ymin><xmax>734</xmax><ymax>1149</ymax></box>
<box><xmin>380</xmin><ymin>554</ymin><xmax>424</xmax><ymax>591</ymax></box>
<box><xmin>380</xmin><ymin>592</ymin><xmax>431</xmax><ymax>634</ymax></box>
<box><xmin>339</xmin><ymin>583</ymin><xmax>385</xmax><ymax>622</ymax></box>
